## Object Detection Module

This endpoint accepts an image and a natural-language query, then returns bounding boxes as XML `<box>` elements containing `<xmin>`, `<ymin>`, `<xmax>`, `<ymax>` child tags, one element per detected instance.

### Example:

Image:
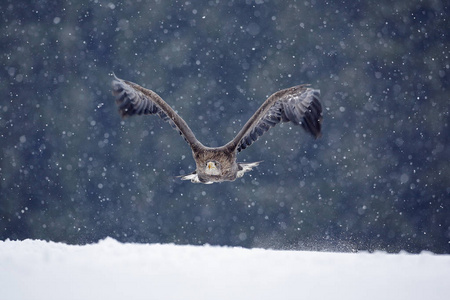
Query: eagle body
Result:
<box><xmin>112</xmin><ymin>75</ymin><xmax>322</xmax><ymax>184</ymax></box>
<box><xmin>190</xmin><ymin>146</ymin><xmax>239</xmax><ymax>184</ymax></box>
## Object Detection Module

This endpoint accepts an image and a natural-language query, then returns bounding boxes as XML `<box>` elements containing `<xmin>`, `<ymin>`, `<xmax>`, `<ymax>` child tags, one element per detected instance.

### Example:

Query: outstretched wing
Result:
<box><xmin>226</xmin><ymin>85</ymin><xmax>322</xmax><ymax>152</ymax></box>
<box><xmin>112</xmin><ymin>75</ymin><xmax>203</xmax><ymax>150</ymax></box>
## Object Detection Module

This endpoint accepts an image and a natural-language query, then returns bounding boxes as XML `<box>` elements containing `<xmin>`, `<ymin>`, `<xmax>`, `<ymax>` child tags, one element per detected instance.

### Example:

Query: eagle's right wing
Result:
<box><xmin>112</xmin><ymin>75</ymin><xmax>204</xmax><ymax>150</ymax></box>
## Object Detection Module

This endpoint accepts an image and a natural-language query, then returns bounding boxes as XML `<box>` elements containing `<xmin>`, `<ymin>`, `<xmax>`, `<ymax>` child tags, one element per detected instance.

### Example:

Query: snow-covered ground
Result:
<box><xmin>1</xmin><ymin>238</ymin><xmax>449</xmax><ymax>300</ymax></box>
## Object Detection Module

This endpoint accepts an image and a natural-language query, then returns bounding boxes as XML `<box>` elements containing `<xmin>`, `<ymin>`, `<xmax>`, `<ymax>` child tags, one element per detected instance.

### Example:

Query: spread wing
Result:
<box><xmin>112</xmin><ymin>75</ymin><xmax>203</xmax><ymax>150</ymax></box>
<box><xmin>226</xmin><ymin>85</ymin><xmax>322</xmax><ymax>152</ymax></box>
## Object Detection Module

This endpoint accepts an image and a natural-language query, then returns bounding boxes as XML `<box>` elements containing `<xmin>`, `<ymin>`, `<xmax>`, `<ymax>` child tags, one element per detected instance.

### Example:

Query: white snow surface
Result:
<box><xmin>1</xmin><ymin>238</ymin><xmax>449</xmax><ymax>300</ymax></box>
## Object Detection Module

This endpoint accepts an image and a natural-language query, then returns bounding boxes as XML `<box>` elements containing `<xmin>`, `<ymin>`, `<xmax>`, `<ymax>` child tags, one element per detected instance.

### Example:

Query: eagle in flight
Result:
<box><xmin>112</xmin><ymin>75</ymin><xmax>322</xmax><ymax>184</ymax></box>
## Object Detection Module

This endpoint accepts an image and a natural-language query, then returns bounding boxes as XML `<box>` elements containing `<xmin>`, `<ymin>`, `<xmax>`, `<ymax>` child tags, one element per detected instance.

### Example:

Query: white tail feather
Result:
<box><xmin>236</xmin><ymin>161</ymin><xmax>262</xmax><ymax>178</ymax></box>
<box><xmin>180</xmin><ymin>173</ymin><xmax>213</xmax><ymax>184</ymax></box>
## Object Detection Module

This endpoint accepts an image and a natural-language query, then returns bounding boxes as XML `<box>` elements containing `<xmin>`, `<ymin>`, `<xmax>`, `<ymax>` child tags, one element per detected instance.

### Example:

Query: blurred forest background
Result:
<box><xmin>1</xmin><ymin>0</ymin><xmax>449</xmax><ymax>253</ymax></box>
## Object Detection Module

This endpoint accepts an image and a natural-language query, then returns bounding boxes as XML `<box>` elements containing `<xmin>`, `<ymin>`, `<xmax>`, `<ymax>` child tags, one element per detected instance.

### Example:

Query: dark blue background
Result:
<box><xmin>1</xmin><ymin>0</ymin><xmax>449</xmax><ymax>253</ymax></box>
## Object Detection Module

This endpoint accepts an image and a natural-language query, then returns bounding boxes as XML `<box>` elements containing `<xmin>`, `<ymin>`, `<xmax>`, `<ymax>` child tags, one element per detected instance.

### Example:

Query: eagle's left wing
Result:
<box><xmin>226</xmin><ymin>85</ymin><xmax>322</xmax><ymax>152</ymax></box>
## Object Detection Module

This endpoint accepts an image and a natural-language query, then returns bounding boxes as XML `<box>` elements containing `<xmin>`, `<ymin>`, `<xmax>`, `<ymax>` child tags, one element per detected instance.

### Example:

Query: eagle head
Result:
<box><xmin>205</xmin><ymin>161</ymin><xmax>221</xmax><ymax>176</ymax></box>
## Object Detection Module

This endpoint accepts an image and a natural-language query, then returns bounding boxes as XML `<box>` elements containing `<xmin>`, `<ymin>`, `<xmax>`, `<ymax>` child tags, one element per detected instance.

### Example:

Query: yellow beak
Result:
<box><xmin>207</xmin><ymin>162</ymin><xmax>215</xmax><ymax>170</ymax></box>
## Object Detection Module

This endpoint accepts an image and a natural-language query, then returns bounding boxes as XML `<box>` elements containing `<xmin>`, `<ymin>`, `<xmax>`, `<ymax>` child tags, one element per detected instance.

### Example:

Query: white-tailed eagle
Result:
<box><xmin>112</xmin><ymin>75</ymin><xmax>322</xmax><ymax>184</ymax></box>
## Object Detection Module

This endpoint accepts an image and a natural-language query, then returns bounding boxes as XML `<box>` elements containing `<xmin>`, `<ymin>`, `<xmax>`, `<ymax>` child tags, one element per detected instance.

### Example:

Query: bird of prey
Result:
<box><xmin>112</xmin><ymin>75</ymin><xmax>322</xmax><ymax>184</ymax></box>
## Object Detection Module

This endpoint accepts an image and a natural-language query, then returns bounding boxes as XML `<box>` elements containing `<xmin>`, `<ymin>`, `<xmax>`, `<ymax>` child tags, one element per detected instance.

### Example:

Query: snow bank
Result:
<box><xmin>1</xmin><ymin>238</ymin><xmax>449</xmax><ymax>300</ymax></box>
